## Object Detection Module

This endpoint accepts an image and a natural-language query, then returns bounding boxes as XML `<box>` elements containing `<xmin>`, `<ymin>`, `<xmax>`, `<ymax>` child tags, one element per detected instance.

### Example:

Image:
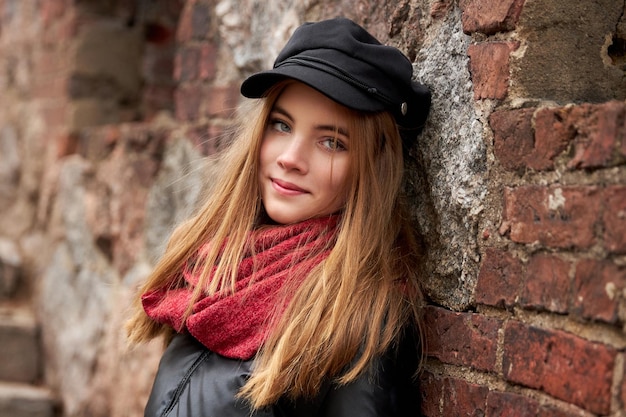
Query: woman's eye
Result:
<box><xmin>321</xmin><ymin>138</ymin><xmax>346</xmax><ymax>151</ymax></box>
<box><xmin>270</xmin><ymin>119</ymin><xmax>291</xmax><ymax>133</ymax></box>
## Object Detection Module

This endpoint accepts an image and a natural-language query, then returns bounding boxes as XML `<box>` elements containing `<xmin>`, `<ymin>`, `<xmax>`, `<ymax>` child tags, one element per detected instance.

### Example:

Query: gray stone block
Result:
<box><xmin>0</xmin><ymin>308</ymin><xmax>40</xmax><ymax>383</ymax></box>
<box><xmin>0</xmin><ymin>382</ymin><xmax>55</xmax><ymax>417</ymax></box>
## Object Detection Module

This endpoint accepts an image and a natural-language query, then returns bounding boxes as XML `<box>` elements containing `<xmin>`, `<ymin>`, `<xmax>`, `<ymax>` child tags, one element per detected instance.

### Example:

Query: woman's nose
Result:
<box><xmin>276</xmin><ymin>137</ymin><xmax>308</xmax><ymax>173</ymax></box>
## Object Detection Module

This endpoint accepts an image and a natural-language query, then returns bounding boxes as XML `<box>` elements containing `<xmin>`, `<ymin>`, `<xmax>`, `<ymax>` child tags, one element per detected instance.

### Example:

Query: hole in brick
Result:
<box><xmin>549</xmin><ymin>210</ymin><xmax>570</xmax><ymax>222</ymax></box>
<box><xmin>96</xmin><ymin>236</ymin><xmax>113</xmax><ymax>261</ymax></box>
<box><xmin>533</xmin><ymin>211</ymin><xmax>541</xmax><ymax>223</ymax></box>
<box><xmin>145</xmin><ymin>22</ymin><xmax>172</xmax><ymax>44</ymax></box>
<box><xmin>608</xmin><ymin>35</ymin><xmax>626</xmax><ymax>70</ymax></box>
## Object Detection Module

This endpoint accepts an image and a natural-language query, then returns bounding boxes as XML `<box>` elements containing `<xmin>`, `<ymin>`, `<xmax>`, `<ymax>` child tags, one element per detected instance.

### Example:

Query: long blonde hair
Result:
<box><xmin>126</xmin><ymin>80</ymin><xmax>424</xmax><ymax>408</ymax></box>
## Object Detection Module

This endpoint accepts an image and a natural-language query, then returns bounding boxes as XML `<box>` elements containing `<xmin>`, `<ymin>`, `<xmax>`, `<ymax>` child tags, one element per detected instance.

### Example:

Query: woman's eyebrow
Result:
<box><xmin>272</xmin><ymin>105</ymin><xmax>349</xmax><ymax>138</ymax></box>
<box><xmin>271</xmin><ymin>105</ymin><xmax>293</xmax><ymax>120</ymax></box>
<box><xmin>315</xmin><ymin>124</ymin><xmax>349</xmax><ymax>138</ymax></box>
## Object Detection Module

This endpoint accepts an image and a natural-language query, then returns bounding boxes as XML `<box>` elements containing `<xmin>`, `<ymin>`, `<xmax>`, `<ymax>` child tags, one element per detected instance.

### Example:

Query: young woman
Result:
<box><xmin>127</xmin><ymin>17</ymin><xmax>431</xmax><ymax>417</ymax></box>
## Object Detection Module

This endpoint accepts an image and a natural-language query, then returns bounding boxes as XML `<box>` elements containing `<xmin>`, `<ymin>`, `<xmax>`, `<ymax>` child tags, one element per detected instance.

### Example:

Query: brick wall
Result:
<box><xmin>420</xmin><ymin>1</ymin><xmax>626</xmax><ymax>416</ymax></box>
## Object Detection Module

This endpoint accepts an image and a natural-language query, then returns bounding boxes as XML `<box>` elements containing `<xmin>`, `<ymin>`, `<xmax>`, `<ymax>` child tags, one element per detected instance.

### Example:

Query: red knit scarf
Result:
<box><xmin>141</xmin><ymin>216</ymin><xmax>338</xmax><ymax>360</ymax></box>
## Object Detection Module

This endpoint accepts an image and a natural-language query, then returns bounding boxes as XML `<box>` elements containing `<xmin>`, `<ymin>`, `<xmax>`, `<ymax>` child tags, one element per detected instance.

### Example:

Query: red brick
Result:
<box><xmin>203</xmin><ymin>84</ymin><xmax>239</xmax><ymax>119</ymax></box>
<box><xmin>174</xmin><ymin>85</ymin><xmax>202</xmax><ymax>121</ymax></box>
<box><xmin>418</xmin><ymin>371</ymin><xmax>443</xmax><ymax>416</ymax></box>
<box><xmin>486</xmin><ymin>391</ymin><xmax>538</xmax><ymax>417</ymax></box>
<box><xmin>520</xmin><ymin>253</ymin><xmax>571</xmax><ymax>314</ymax></box>
<box><xmin>176</xmin><ymin>2</ymin><xmax>194</xmax><ymax>42</ymax></box>
<box><xmin>603</xmin><ymin>186</ymin><xmax>626</xmax><ymax>254</ymax></box>
<box><xmin>491</xmin><ymin>106</ymin><xmax>589</xmax><ymax>172</ymax></box>
<box><xmin>174</xmin><ymin>46</ymin><xmax>200</xmax><ymax>82</ymax></box>
<box><xmin>60</xmin><ymin>12</ymin><xmax>82</xmax><ymax>39</ymax></box>
<box><xmin>489</xmin><ymin>108</ymin><xmax>535</xmax><ymax>172</ymax></box>
<box><xmin>424</xmin><ymin>306</ymin><xmax>501</xmax><ymax>372</ymax></box>
<box><xmin>142</xmin><ymin>85</ymin><xmax>176</xmax><ymax>118</ymax></box>
<box><xmin>143</xmin><ymin>46</ymin><xmax>175</xmax><ymax>82</ymax></box>
<box><xmin>503</xmin><ymin>321</ymin><xmax>616</xmax><ymax>415</ymax></box>
<box><xmin>567</xmin><ymin>101</ymin><xmax>626</xmax><ymax>169</ymax></box>
<box><xmin>33</xmin><ymin>50</ymin><xmax>69</xmax><ymax>101</ymax></box>
<box><xmin>32</xmin><ymin>75</ymin><xmax>68</xmax><ymax>100</ymax></box>
<box><xmin>468</xmin><ymin>42</ymin><xmax>518</xmax><ymax>100</ymax></box>
<box><xmin>474</xmin><ymin>248</ymin><xmax>523</xmax><ymax>308</ymax></box>
<box><xmin>533</xmin><ymin>102</ymin><xmax>626</xmax><ymax>171</ymax></box>
<box><xmin>199</xmin><ymin>43</ymin><xmax>218</xmax><ymax>81</ymax></box>
<box><xmin>621</xmin><ymin>123</ymin><xmax>626</xmax><ymax>158</ymax></box>
<box><xmin>531</xmin><ymin>107</ymin><xmax>576</xmax><ymax>170</ymax></box>
<box><xmin>37</xmin><ymin>48</ymin><xmax>69</xmax><ymax>76</ymax></box>
<box><xmin>442</xmin><ymin>378</ymin><xmax>489</xmax><ymax>417</ymax></box>
<box><xmin>418</xmin><ymin>373</ymin><xmax>490</xmax><ymax>417</ymax></box>
<box><xmin>501</xmin><ymin>185</ymin><xmax>601</xmax><ymax>249</ymax></box>
<box><xmin>40</xmin><ymin>103</ymin><xmax>68</xmax><ymax>128</ymax></box>
<box><xmin>537</xmin><ymin>406</ymin><xmax>583</xmax><ymax>417</ymax></box>
<box><xmin>460</xmin><ymin>0</ymin><xmax>525</xmax><ymax>35</ymax></box>
<box><xmin>190</xmin><ymin>2</ymin><xmax>211</xmax><ymax>40</ymax></box>
<box><xmin>572</xmin><ymin>259</ymin><xmax>625</xmax><ymax>324</ymax></box>
<box><xmin>430</xmin><ymin>0</ymin><xmax>454</xmax><ymax>19</ymax></box>
<box><xmin>621</xmin><ymin>358</ymin><xmax>626</xmax><ymax>412</ymax></box>
<box><xmin>41</xmin><ymin>0</ymin><xmax>67</xmax><ymax>26</ymax></box>
<box><xmin>489</xmin><ymin>393</ymin><xmax>585</xmax><ymax>417</ymax></box>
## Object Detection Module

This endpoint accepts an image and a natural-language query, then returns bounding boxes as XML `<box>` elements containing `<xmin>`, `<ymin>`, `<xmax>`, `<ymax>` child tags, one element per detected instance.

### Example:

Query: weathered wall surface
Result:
<box><xmin>0</xmin><ymin>0</ymin><xmax>624</xmax><ymax>416</ymax></box>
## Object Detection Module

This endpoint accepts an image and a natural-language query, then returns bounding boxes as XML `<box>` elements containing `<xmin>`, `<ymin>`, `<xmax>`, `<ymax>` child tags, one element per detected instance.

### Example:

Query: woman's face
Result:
<box><xmin>258</xmin><ymin>82</ymin><xmax>352</xmax><ymax>224</ymax></box>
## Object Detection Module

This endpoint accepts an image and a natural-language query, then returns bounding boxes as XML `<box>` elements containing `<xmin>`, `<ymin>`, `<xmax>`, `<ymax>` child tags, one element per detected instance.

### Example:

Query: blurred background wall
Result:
<box><xmin>0</xmin><ymin>0</ymin><xmax>625</xmax><ymax>416</ymax></box>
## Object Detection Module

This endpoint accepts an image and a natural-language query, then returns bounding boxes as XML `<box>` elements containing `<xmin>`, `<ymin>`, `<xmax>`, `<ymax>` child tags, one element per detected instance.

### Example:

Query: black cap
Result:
<box><xmin>240</xmin><ymin>17</ymin><xmax>431</xmax><ymax>144</ymax></box>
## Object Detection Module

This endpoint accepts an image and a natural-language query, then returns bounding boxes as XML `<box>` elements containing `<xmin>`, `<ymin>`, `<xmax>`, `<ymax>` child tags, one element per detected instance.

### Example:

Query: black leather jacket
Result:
<box><xmin>145</xmin><ymin>332</ymin><xmax>421</xmax><ymax>417</ymax></box>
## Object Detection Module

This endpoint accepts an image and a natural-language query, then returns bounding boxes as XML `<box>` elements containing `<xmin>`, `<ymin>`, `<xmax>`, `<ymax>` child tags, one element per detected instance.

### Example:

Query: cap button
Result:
<box><xmin>400</xmin><ymin>102</ymin><xmax>408</xmax><ymax>116</ymax></box>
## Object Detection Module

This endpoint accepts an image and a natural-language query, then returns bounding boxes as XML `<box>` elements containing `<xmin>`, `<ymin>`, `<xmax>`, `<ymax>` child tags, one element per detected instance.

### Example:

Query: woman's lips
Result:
<box><xmin>271</xmin><ymin>178</ymin><xmax>308</xmax><ymax>195</ymax></box>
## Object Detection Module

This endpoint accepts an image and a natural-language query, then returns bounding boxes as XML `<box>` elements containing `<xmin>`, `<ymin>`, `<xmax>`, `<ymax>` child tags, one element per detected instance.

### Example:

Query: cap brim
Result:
<box><xmin>240</xmin><ymin>65</ymin><xmax>386</xmax><ymax>113</ymax></box>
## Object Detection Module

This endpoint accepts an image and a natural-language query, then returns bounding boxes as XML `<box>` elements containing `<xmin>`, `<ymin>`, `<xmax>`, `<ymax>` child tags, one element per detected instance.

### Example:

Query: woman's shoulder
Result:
<box><xmin>276</xmin><ymin>325</ymin><xmax>422</xmax><ymax>417</ymax></box>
